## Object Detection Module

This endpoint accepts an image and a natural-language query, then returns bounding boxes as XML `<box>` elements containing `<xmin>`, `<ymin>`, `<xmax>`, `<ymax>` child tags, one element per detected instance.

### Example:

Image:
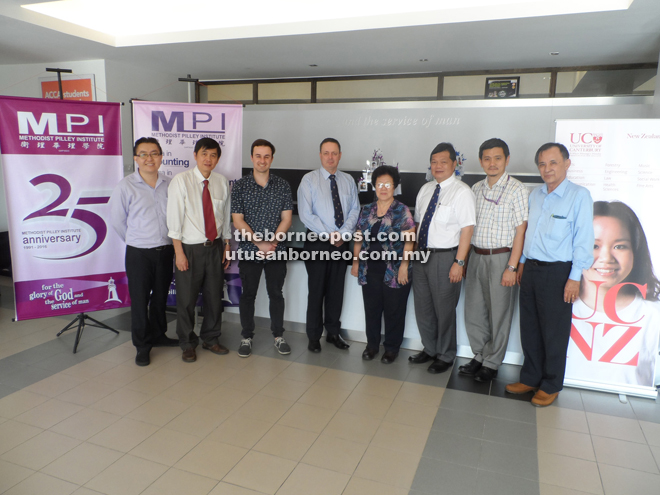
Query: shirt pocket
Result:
<box><xmin>494</xmin><ymin>203</ymin><xmax>511</xmax><ymax>227</ymax></box>
<box><xmin>212</xmin><ymin>199</ymin><xmax>225</xmax><ymax>216</ymax></box>
<box><xmin>433</xmin><ymin>205</ymin><xmax>452</xmax><ymax>224</ymax></box>
<box><xmin>549</xmin><ymin>216</ymin><xmax>571</xmax><ymax>241</ymax></box>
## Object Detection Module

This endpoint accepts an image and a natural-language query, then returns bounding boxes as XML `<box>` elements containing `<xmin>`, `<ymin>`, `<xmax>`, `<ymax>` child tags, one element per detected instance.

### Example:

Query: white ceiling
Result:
<box><xmin>0</xmin><ymin>0</ymin><xmax>659</xmax><ymax>81</ymax></box>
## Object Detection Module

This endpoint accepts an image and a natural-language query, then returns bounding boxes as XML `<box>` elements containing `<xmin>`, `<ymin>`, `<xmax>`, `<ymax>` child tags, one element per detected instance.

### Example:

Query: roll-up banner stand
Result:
<box><xmin>0</xmin><ymin>96</ymin><xmax>128</xmax><ymax>321</ymax></box>
<box><xmin>557</xmin><ymin>119</ymin><xmax>660</xmax><ymax>399</ymax></box>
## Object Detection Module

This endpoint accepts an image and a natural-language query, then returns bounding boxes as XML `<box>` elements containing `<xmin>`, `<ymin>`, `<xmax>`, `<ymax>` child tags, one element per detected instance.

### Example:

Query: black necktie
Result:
<box><xmin>417</xmin><ymin>184</ymin><xmax>440</xmax><ymax>250</ymax></box>
<box><xmin>329</xmin><ymin>174</ymin><xmax>344</xmax><ymax>229</ymax></box>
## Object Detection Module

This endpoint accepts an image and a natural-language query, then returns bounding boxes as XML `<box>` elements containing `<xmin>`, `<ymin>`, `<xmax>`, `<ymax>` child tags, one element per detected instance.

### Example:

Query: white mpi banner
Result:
<box><xmin>557</xmin><ymin>119</ymin><xmax>660</xmax><ymax>398</ymax></box>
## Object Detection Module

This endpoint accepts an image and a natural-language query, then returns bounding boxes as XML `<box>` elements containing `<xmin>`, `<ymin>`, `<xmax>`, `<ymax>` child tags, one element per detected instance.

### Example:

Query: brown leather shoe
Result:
<box><xmin>532</xmin><ymin>390</ymin><xmax>559</xmax><ymax>407</ymax></box>
<box><xmin>182</xmin><ymin>348</ymin><xmax>197</xmax><ymax>363</ymax></box>
<box><xmin>202</xmin><ymin>342</ymin><xmax>229</xmax><ymax>355</ymax></box>
<box><xmin>505</xmin><ymin>382</ymin><xmax>538</xmax><ymax>394</ymax></box>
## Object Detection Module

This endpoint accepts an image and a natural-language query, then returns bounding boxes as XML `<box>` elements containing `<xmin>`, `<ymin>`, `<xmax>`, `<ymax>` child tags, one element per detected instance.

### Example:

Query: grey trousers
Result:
<box><xmin>463</xmin><ymin>250</ymin><xmax>517</xmax><ymax>369</ymax></box>
<box><xmin>413</xmin><ymin>251</ymin><xmax>462</xmax><ymax>363</ymax></box>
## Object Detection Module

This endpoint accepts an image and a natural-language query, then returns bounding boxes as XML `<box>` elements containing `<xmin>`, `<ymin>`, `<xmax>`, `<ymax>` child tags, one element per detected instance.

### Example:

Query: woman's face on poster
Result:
<box><xmin>585</xmin><ymin>215</ymin><xmax>634</xmax><ymax>289</ymax></box>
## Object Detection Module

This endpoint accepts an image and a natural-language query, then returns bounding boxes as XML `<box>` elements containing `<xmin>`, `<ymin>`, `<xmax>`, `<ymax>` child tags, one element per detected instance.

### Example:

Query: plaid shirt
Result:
<box><xmin>471</xmin><ymin>173</ymin><xmax>528</xmax><ymax>249</ymax></box>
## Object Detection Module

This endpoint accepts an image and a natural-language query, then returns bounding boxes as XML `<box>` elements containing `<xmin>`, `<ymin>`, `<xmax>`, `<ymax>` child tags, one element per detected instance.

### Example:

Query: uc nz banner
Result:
<box><xmin>132</xmin><ymin>100</ymin><xmax>243</xmax><ymax>307</ymax></box>
<box><xmin>557</xmin><ymin>119</ymin><xmax>660</xmax><ymax>399</ymax></box>
<box><xmin>0</xmin><ymin>96</ymin><xmax>128</xmax><ymax>321</ymax></box>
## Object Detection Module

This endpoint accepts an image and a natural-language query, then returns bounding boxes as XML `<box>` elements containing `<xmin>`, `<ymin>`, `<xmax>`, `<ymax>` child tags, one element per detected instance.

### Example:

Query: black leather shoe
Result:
<box><xmin>427</xmin><ymin>359</ymin><xmax>453</xmax><ymax>374</ymax></box>
<box><xmin>408</xmin><ymin>351</ymin><xmax>434</xmax><ymax>364</ymax></box>
<box><xmin>362</xmin><ymin>347</ymin><xmax>378</xmax><ymax>361</ymax></box>
<box><xmin>326</xmin><ymin>334</ymin><xmax>350</xmax><ymax>350</ymax></box>
<box><xmin>381</xmin><ymin>351</ymin><xmax>398</xmax><ymax>364</ymax></box>
<box><xmin>474</xmin><ymin>366</ymin><xmax>498</xmax><ymax>383</ymax></box>
<box><xmin>458</xmin><ymin>358</ymin><xmax>482</xmax><ymax>376</ymax></box>
<box><xmin>135</xmin><ymin>349</ymin><xmax>150</xmax><ymax>367</ymax></box>
<box><xmin>153</xmin><ymin>336</ymin><xmax>179</xmax><ymax>347</ymax></box>
<box><xmin>308</xmin><ymin>340</ymin><xmax>322</xmax><ymax>353</ymax></box>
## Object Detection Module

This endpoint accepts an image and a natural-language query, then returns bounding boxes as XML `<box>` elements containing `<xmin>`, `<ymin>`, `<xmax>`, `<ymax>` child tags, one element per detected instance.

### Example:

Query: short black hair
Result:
<box><xmin>479</xmin><ymin>138</ymin><xmax>509</xmax><ymax>159</ymax></box>
<box><xmin>320</xmin><ymin>137</ymin><xmax>341</xmax><ymax>152</ymax></box>
<box><xmin>535</xmin><ymin>143</ymin><xmax>569</xmax><ymax>165</ymax></box>
<box><xmin>371</xmin><ymin>165</ymin><xmax>401</xmax><ymax>188</ymax></box>
<box><xmin>133</xmin><ymin>137</ymin><xmax>162</xmax><ymax>156</ymax></box>
<box><xmin>251</xmin><ymin>139</ymin><xmax>275</xmax><ymax>156</ymax></box>
<box><xmin>194</xmin><ymin>137</ymin><xmax>221</xmax><ymax>156</ymax></box>
<box><xmin>430</xmin><ymin>142</ymin><xmax>456</xmax><ymax>162</ymax></box>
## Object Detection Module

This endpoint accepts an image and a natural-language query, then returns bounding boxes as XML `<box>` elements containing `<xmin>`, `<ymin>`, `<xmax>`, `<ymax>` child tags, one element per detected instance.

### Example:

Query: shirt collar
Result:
<box><xmin>320</xmin><ymin>167</ymin><xmax>338</xmax><ymax>180</ymax></box>
<box><xmin>193</xmin><ymin>166</ymin><xmax>210</xmax><ymax>183</ymax></box>
<box><xmin>541</xmin><ymin>177</ymin><xmax>569</xmax><ymax>197</ymax></box>
<box><xmin>436</xmin><ymin>175</ymin><xmax>456</xmax><ymax>188</ymax></box>
<box><xmin>484</xmin><ymin>172</ymin><xmax>509</xmax><ymax>190</ymax></box>
<box><xmin>133</xmin><ymin>169</ymin><xmax>167</xmax><ymax>188</ymax></box>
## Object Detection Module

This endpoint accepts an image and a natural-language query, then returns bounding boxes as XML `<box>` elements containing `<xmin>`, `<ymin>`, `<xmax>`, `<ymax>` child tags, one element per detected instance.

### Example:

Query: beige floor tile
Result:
<box><xmin>208</xmin><ymin>414</ymin><xmax>274</xmax><ymax>448</ymax></box>
<box><xmin>339</xmin><ymin>392</ymin><xmax>393</xmax><ymax>420</ymax></box>
<box><xmin>640</xmin><ymin>420</ymin><xmax>660</xmax><ymax>447</ymax></box>
<box><xmin>160</xmin><ymin>378</ymin><xmax>218</xmax><ymax>405</ymax></box>
<box><xmin>150</xmin><ymin>357</ymin><xmax>205</xmax><ymax>380</ymax></box>
<box><xmin>235</xmin><ymin>394</ymin><xmax>294</xmax><ymax>422</ymax></box>
<box><xmin>57</xmin><ymin>379</ymin><xmax>119</xmax><ymax>407</ymax></box>
<box><xmin>301</xmin><ymin>434</ymin><xmax>368</xmax><ymax>475</ymax></box>
<box><xmin>197</xmin><ymin>385</ymin><xmax>254</xmax><ymax>415</ymax></box>
<box><xmin>540</xmin><ymin>485</ymin><xmax>599</xmax><ymax>495</ymax></box>
<box><xmin>278</xmin><ymin>402</ymin><xmax>335</xmax><ymax>433</ymax></box>
<box><xmin>167</xmin><ymin>405</ymin><xmax>230</xmax><ymax>438</ymax></box>
<box><xmin>342</xmin><ymin>477</ymin><xmax>408</xmax><ymax>495</ymax></box>
<box><xmin>277</xmin><ymin>362</ymin><xmax>326</xmax><ymax>384</ymax></box>
<box><xmin>93</xmin><ymin>362</ymin><xmax>151</xmax><ymax>387</ymax></box>
<box><xmin>297</xmin><ymin>383</ymin><xmax>351</xmax><ymax>410</ymax></box>
<box><xmin>223</xmin><ymin>450</ymin><xmax>296</xmax><ymax>494</ymax></box>
<box><xmin>208</xmin><ymin>482</ymin><xmax>264</xmax><ymax>495</ymax></box>
<box><xmin>50</xmin><ymin>407</ymin><xmax>121</xmax><ymax>440</ymax></box>
<box><xmin>258</xmin><ymin>377</ymin><xmax>313</xmax><ymax>402</ymax></box>
<box><xmin>252</xmin><ymin>424</ymin><xmax>318</xmax><ymax>461</ymax></box>
<box><xmin>370</xmin><ymin>421</ymin><xmax>430</xmax><ymax>456</ymax></box>
<box><xmin>42</xmin><ymin>442</ymin><xmax>124</xmax><ymax>485</ymax></box>
<box><xmin>0</xmin><ymin>390</ymin><xmax>49</xmax><ymax>418</ymax></box>
<box><xmin>323</xmin><ymin>411</ymin><xmax>381</xmax><ymax>444</ymax></box>
<box><xmin>3</xmin><ymin>472</ymin><xmax>78</xmax><ymax>495</ymax></box>
<box><xmin>538</xmin><ymin>451</ymin><xmax>603</xmax><ymax>495</ymax></box>
<box><xmin>221</xmin><ymin>371</ymin><xmax>276</xmax><ymax>394</ymax></box>
<box><xmin>278</xmin><ymin>463</ymin><xmax>350</xmax><ymax>495</ymax></box>
<box><xmin>354</xmin><ymin>445</ymin><xmax>420</xmax><ymax>489</ymax></box>
<box><xmin>537</xmin><ymin>426</ymin><xmax>596</xmax><ymax>461</ymax></box>
<box><xmin>142</xmin><ymin>467</ymin><xmax>218</xmax><ymax>495</ymax></box>
<box><xmin>1</xmin><ymin>430</ymin><xmax>80</xmax><ymax>470</ymax></box>
<box><xmin>175</xmin><ymin>439</ymin><xmax>247</xmax><ymax>480</ymax></box>
<box><xmin>130</xmin><ymin>427</ymin><xmax>200</xmax><ymax>466</ymax></box>
<box><xmin>243</xmin><ymin>356</ymin><xmax>292</xmax><ymax>374</ymax></box>
<box><xmin>72</xmin><ymin>487</ymin><xmax>106</xmax><ymax>495</ymax></box>
<box><xmin>353</xmin><ymin>376</ymin><xmax>402</xmax><ymax>399</ymax></box>
<box><xmin>0</xmin><ymin>458</ymin><xmax>34</xmax><ymax>493</ymax></box>
<box><xmin>14</xmin><ymin>398</ymin><xmax>83</xmax><ymax>429</ymax></box>
<box><xmin>599</xmin><ymin>464</ymin><xmax>660</xmax><ymax>495</ymax></box>
<box><xmin>536</xmin><ymin>406</ymin><xmax>590</xmax><ymax>434</ymax></box>
<box><xmin>60</xmin><ymin>357</ymin><xmax>119</xmax><ymax>379</ymax></box>
<box><xmin>125</xmin><ymin>371</ymin><xmax>184</xmax><ymax>395</ymax></box>
<box><xmin>25</xmin><ymin>373</ymin><xmax>87</xmax><ymax>399</ymax></box>
<box><xmin>86</xmin><ymin>454</ymin><xmax>168</xmax><ymax>495</ymax></box>
<box><xmin>586</xmin><ymin>412</ymin><xmax>646</xmax><ymax>443</ymax></box>
<box><xmin>95</xmin><ymin>345</ymin><xmax>137</xmax><ymax>364</ymax></box>
<box><xmin>314</xmin><ymin>369</ymin><xmax>362</xmax><ymax>390</ymax></box>
<box><xmin>185</xmin><ymin>365</ymin><xmax>239</xmax><ymax>387</ymax></box>
<box><xmin>395</xmin><ymin>382</ymin><xmax>444</xmax><ymax>407</ymax></box>
<box><xmin>0</xmin><ymin>419</ymin><xmax>43</xmax><ymax>455</ymax></box>
<box><xmin>127</xmin><ymin>395</ymin><xmax>189</xmax><ymax>427</ymax></box>
<box><xmin>592</xmin><ymin>435</ymin><xmax>659</xmax><ymax>473</ymax></box>
<box><xmin>91</xmin><ymin>387</ymin><xmax>152</xmax><ymax>416</ymax></box>
<box><xmin>383</xmin><ymin>398</ymin><xmax>437</xmax><ymax>429</ymax></box>
<box><xmin>88</xmin><ymin>417</ymin><xmax>159</xmax><ymax>452</ymax></box>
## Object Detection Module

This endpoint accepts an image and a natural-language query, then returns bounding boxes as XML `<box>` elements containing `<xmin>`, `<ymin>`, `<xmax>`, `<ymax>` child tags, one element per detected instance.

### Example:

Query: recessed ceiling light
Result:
<box><xmin>550</xmin><ymin>52</ymin><xmax>560</xmax><ymax>56</ymax></box>
<box><xmin>309</xmin><ymin>64</ymin><xmax>318</xmax><ymax>67</ymax></box>
<box><xmin>419</xmin><ymin>59</ymin><xmax>428</xmax><ymax>62</ymax></box>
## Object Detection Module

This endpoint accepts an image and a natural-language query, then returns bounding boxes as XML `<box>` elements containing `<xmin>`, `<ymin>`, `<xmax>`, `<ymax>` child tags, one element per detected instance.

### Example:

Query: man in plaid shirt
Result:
<box><xmin>459</xmin><ymin>138</ymin><xmax>529</xmax><ymax>383</ymax></box>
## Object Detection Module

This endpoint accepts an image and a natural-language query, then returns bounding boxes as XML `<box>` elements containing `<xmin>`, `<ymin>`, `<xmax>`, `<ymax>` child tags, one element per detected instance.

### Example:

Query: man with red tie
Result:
<box><xmin>167</xmin><ymin>138</ymin><xmax>232</xmax><ymax>363</ymax></box>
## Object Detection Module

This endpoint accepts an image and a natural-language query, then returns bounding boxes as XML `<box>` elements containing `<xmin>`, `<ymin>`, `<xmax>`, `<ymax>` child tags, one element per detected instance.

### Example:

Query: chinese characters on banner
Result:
<box><xmin>0</xmin><ymin>96</ymin><xmax>127</xmax><ymax>320</ymax></box>
<box><xmin>557</xmin><ymin>119</ymin><xmax>660</xmax><ymax>399</ymax></box>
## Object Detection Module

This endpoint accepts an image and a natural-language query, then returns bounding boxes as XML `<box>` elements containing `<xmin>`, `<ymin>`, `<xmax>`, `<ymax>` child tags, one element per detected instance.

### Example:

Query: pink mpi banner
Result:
<box><xmin>0</xmin><ymin>96</ymin><xmax>128</xmax><ymax>320</ymax></box>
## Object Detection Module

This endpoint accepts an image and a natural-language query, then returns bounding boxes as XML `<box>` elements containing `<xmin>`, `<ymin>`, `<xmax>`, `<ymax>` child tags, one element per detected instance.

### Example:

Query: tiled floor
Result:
<box><xmin>0</xmin><ymin>275</ymin><xmax>659</xmax><ymax>495</ymax></box>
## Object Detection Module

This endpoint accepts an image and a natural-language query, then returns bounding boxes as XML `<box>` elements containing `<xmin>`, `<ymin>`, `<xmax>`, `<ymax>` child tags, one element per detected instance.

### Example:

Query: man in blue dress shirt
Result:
<box><xmin>506</xmin><ymin>143</ymin><xmax>594</xmax><ymax>406</ymax></box>
<box><xmin>109</xmin><ymin>137</ymin><xmax>178</xmax><ymax>367</ymax></box>
<box><xmin>298</xmin><ymin>138</ymin><xmax>360</xmax><ymax>352</ymax></box>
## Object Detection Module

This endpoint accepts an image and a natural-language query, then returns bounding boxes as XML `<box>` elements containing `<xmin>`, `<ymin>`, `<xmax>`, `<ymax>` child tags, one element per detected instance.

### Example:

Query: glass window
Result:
<box><xmin>316</xmin><ymin>77</ymin><xmax>438</xmax><ymax>101</ymax></box>
<box><xmin>204</xmin><ymin>83</ymin><xmax>253</xmax><ymax>103</ymax></box>
<box><xmin>258</xmin><ymin>82</ymin><xmax>312</xmax><ymax>103</ymax></box>
<box><xmin>555</xmin><ymin>69</ymin><xmax>656</xmax><ymax>97</ymax></box>
<box><xmin>443</xmin><ymin>73</ymin><xmax>551</xmax><ymax>99</ymax></box>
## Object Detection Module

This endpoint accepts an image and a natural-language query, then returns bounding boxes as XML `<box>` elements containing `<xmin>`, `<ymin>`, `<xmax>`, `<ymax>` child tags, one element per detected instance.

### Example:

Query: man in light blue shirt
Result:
<box><xmin>298</xmin><ymin>138</ymin><xmax>360</xmax><ymax>352</ymax></box>
<box><xmin>109</xmin><ymin>137</ymin><xmax>178</xmax><ymax>367</ymax></box>
<box><xmin>506</xmin><ymin>143</ymin><xmax>594</xmax><ymax>406</ymax></box>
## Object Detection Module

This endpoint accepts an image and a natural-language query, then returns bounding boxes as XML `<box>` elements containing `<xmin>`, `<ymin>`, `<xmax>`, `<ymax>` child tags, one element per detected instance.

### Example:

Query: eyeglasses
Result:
<box><xmin>481</xmin><ymin>176</ymin><xmax>509</xmax><ymax>205</ymax></box>
<box><xmin>136</xmin><ymin>152</ymin><xmax>162</xmax><ymax>159</ymax></box>
<box><xmin>376</xmin><ymin>183</ymin><xmax>393</xmax><ymax>189</ymax></box>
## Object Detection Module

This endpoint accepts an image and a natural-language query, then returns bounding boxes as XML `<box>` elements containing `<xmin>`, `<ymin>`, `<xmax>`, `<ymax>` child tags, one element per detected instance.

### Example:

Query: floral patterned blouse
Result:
<box><xmin>356</xmin><ymin>199</ymin><xmax>415</xmax><ymax>288</ymax></box>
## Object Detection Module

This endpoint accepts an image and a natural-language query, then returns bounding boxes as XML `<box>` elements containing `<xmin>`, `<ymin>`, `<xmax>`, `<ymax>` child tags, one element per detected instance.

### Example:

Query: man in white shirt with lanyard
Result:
<box><xmin>410</xmin><ymin>142</ymin><xmax>476</xmax><ymax>374</ymax></box>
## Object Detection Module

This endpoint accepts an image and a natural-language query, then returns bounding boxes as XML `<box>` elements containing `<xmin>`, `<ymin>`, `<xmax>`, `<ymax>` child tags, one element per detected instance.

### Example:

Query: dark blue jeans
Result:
<box><xmin>239</xmin><ymin>260</ymin><xmax>287</xmax><ymax>338</ymax></box>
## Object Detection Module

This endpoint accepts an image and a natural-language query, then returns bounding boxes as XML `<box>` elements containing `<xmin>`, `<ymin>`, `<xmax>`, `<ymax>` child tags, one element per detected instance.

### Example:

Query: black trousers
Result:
<box><xmin>125</xmin><ymin>244</ymin><xmax>174</xmax><ymax>352</ymax></box>
<box><xmin>175</xmin><ymin>241</ymin><xmax>224</xmax><ymax>351</ymax></box>
<box><xmin>239</xmin><ymin>260</ymin><xmax>287</xmax><ymax>339</ymax></box>
<box><xmin>519</xmin><ymin>260</ymin><xmax>573</xmax><ymax>394</ymax></box>
<box><xmin>304</xmin><ymin>239</ymin><xmax>348</xmax><ymax>341</ymax></box>
<box><xmin>361</xmin><ymin>260</ymin><xmax>411</xmax><ymax>353</ymax></box>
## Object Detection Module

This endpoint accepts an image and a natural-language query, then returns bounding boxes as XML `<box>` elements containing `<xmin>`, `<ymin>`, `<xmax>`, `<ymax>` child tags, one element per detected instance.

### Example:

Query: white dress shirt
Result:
<box><xmin>167</xmin><ymin>167</ymin><xmax>231</xmax><ymax>244</ymax></box>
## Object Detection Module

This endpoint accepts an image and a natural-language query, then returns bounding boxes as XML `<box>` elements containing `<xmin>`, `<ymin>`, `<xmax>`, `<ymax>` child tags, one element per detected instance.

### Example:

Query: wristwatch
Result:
<box><xmin>506</xmin><ymin>265</ymin><xmax>517</xmax><ymax>272</ymax></box>
<box><xmin>454</xmin><ymin>259</ymin><xmax>465</xmax><ymax>267</ymax></box>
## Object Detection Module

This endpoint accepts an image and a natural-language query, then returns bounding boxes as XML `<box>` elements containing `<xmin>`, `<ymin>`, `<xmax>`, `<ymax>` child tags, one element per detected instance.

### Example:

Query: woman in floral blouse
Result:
<box><xmin>351</xmin><ymin>165</ymin><xmax>415</xmax><ymax>363</ymax></box>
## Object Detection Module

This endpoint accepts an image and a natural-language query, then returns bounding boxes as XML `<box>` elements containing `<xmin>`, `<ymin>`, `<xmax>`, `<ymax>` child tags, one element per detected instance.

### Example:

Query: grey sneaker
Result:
<box><xmin>238</xmin><ymin>338</ymin><xmax>252</xmax><ymax>358</ymax></box>
<box><xmin>274</xmin><ymin>337</ymin><xmax>291</xmax><ymax>355</ymax></box>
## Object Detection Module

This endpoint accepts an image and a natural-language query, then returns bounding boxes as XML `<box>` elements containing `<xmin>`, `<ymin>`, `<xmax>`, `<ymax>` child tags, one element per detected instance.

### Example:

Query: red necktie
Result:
<box><xmin>202</xmin><ymin>179</ymin><xmax>217</xmax><ymax>242</ymax></box>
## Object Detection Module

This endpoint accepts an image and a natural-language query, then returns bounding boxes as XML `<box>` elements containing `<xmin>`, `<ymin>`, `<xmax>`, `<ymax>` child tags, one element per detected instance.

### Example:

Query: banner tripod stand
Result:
<box><xmin>57</xmin><ymin>313</ymin><xmax>119</xmax><ymax>354</ymax></box>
